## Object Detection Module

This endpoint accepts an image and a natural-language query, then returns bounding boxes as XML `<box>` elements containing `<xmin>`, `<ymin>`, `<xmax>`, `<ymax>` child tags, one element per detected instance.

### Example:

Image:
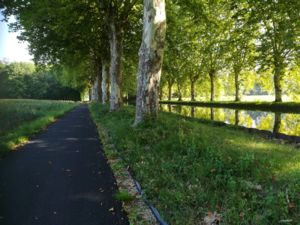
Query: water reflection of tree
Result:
<box><xmin>273</xmin><ymin>112</ymin><xmax>282</xmax><ymax>134</ymax></box>
<box><xmin>255</xmin><ymin>113</ymin><xmax>274</xmax><ymax>131</ymax></box>
<box><xmin>172</xmin><ymin>105</ymin><xmax>182</xmax><ymax>114</ymax></box>
<box><xmin>214</xmin><ymin>108</ymin><xmax>226</xmax><ymax>122</ymax></box>
<box><xmin>195</xmin><ymin>107</ymin><xmax>211</xmax><ymax>120</ymax></box>
<box><xmin>191</xmin><ymin>107</ymin><xmax>195</xmax><ymax>118</ymax></box>
<box><xmin>239</xmin><ymin>111</ymin><xmax>255</xmax><ymax>128</ymax></box>
<box><xmin>223</xmin><ymin>109</ymin><xmax>235</xmax><ymax>124</ymax></box>
<box><xmin>280</xmin><ymin>114</ymin><xmax>300</xmax><ymax>136</ymax></box>
<box><xmin>235</xmin><ymin>110</ymin><xmax>239</xmax><ymax>126</ymax></box>
<box><xmin>210</xmin><ymin>108</ymin><xmax>214</xmax><ymax>120</ymax></box>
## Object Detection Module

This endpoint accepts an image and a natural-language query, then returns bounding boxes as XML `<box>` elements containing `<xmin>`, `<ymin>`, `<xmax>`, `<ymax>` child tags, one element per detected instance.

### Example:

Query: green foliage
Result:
<box><xmin>1</xmin><ymin>0</ymin><xmax>299</xmax><ymax>101</ymax></box>
<box><xmin>90</xmin><ymin>103</ymin><xmax>300</xmax><ymax>224</ymax></box>
<box><xmin>0</xmin><ymin>99</ymin><xmax>78</xmax><ymax>156</ymax></box>
<box><xmin>0</xmin><ymin>61</ymin><xmax>80</xmax><ymax>100</ymax></box>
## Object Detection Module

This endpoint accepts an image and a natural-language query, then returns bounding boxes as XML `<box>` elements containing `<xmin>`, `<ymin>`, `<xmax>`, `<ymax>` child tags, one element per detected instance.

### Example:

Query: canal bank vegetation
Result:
<box><xmin>90</xmin><ymin>103</ymin><xmax>300</xmax><ymax>225</ymax></box>
<box><xmin>160</xmin><ymin>101</ymin><xmax>300</xmax><ymax>114</ymax></box>
<box><xmin>0</xmin><ymin>99</ymin><xmax>78</xmax><ymax>156</ymax></box>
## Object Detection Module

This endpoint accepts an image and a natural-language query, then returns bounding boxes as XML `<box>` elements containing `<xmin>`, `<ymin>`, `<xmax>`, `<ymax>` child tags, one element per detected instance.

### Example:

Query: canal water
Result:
<box><xmin>160</xmin><ymin>104</ymin><xmax>300</xmax><ymax>137</ymax></box>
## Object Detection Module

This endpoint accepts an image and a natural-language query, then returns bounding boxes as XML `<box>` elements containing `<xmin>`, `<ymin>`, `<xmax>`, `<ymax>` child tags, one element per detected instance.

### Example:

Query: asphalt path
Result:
<box><xmin>0</xmin><ymin>105</ymin><xmax>129</xmax><ymax>225</ymax></box>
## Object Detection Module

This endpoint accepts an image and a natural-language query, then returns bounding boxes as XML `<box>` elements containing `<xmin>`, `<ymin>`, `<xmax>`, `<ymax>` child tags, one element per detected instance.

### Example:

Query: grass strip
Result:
<box><xmin>0</xmin><ymin>99</ymin><xmax>78</xmax><ymax>156</ymax></box>
<box><xmin>89</xmin><ymin>103</ymin><xmax>300</xmax><ymax>225</ymax></box>
<box><xmin>89</xmin><ymin>106</ymin><xmax>158</xmax><ymax>224</ymax></box>
<box><xmin>160</xmin><ymin>100</ymin><xmax>300</xmax><ymax>113</ymax></box>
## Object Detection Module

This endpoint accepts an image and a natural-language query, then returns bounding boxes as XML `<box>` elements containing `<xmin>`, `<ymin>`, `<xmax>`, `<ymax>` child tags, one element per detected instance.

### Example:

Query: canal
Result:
<box><xmin>161</xmin><ymin>104</ymin><xmax>300</xmax><ymax>138</ymax></box>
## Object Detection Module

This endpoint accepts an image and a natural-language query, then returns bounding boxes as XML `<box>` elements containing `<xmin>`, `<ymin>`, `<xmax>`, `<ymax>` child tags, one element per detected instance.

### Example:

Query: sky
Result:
<box><xmin>0</xmin><ymin>12</ymin><xmax>33</xmax><ymax>62</ymax></box>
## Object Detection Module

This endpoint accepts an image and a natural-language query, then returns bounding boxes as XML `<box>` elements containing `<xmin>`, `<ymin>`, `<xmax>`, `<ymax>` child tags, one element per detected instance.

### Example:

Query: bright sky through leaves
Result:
<box><xmin>0</xmin><ymin>13</ymin><xmax>32</xmax><ymax>62</ymax></box>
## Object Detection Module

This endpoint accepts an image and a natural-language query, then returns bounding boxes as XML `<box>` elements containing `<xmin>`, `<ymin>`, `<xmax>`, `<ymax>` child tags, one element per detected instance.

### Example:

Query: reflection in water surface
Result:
<box><xmin>161</xmin><ymin>105</ymin><xmax>300</xmax><ymax>137</ymax></box>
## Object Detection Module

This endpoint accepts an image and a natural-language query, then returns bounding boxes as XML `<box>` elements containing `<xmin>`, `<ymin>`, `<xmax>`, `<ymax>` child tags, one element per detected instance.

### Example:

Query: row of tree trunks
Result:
<box><xmin>90</xmin><ymin>61</ymin><xmax>110</xmax><ymax>104</ymax></box>
<box><xmin>134</xmin><ymin>0</ymin><xmax>166</xmax><ymax>126</ymax></box>
<box><xmin>92</xmin><ymin>0</ymin><xmax>167</xmax><ymax>125</ymax></box>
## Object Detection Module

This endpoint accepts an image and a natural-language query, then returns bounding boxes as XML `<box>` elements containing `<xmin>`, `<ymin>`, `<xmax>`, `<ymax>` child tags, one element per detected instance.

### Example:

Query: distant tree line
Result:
<box><xmin>0</xmin><ymin>61</ymin><xmax>80</xmax><ymax>101</ymax></box>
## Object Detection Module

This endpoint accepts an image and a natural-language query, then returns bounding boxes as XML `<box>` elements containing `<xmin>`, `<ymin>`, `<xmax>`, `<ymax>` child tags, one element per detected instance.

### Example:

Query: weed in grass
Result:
<box><xmin>114</xmin><ymin>190</ymin><xmax>135</xmax><ymax>202</ymax></box>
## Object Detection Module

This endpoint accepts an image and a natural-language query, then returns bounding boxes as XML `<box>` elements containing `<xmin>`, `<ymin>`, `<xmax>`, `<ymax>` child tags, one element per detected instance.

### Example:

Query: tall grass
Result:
<box><xmin>90</xmin><ymin>103</ymin><xmax>300</xmax><ymax>225</ymax></box>
<box><xmin>0</xmin><ymin>99</ymin><xmax>78</xmax><ymax>156</ymax></box>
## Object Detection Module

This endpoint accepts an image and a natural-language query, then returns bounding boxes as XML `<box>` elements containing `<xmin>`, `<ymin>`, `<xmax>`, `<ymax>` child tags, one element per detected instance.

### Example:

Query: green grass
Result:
<box><xmin>89</xmin><ymin>103</ymin><xmax>300</xmax><ymax>225</ymax></box>
<box><xmin>114</xmin><ymin>190</ymin><xmax>135</xmax><ymax>202</ymax></box>
<box><xmin>160</xmin><ymin>100</ymin><xmax>300</xmax><ymax>113</ymax></box>
<box><xmin>0</xmin><ymin>99</ymin><xmax>79</xmax><ymax>156</ymax></box>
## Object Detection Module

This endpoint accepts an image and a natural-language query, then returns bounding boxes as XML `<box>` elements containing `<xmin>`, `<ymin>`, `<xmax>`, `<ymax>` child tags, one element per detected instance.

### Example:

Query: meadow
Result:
<box><xmin>0</xmin><ymin>99</ymin><xmax>78</xmax><ymax>156</ymax></box>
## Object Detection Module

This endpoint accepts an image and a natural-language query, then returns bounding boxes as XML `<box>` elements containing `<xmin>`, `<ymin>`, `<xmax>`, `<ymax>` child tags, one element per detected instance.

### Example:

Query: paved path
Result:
<box><xmin>0</xmin><ymin>105</ymin><xmax>129</xmax><ymax>225</ymax></box>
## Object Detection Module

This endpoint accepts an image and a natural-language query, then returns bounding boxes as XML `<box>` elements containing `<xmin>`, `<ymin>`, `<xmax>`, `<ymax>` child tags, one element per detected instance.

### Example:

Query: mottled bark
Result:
<box><xmin>102</xmin><ymin>62</ymin><xmax>109</xmax><ymax>104</ymax></box>
<box><xmin>134</xmin><ymin>0</ymin><xmax>166</xmax><ymax>126</ymax></box>
<box><xmin>97</xmin><ymin>72</ymin><xmax>102</xmax><ymax>102</ymax></box>
<box><xmin>91</xmin><ymin>80</ymin><xmax>98</xmax><ymax>102</ymax></box>
<box><xmin>108</xmin><ymin>17</ymin><xmax>123</xmax><ymax>111</ymax></box>
<box><xmin>209</xmin><ymin>70</ymin><xmax>215</xmax><ymax>102</ymax></box>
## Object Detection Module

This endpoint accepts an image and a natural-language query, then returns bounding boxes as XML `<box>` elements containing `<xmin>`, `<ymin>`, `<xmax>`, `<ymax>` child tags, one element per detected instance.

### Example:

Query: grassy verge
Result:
<box><xmin>91</xmin><ymin>116</ymin><xmax>157</xmax><ymax>224</ymax></box>
<box><xmin>160</xmin><ymin>100</ymin><xmax>300</xmax><ymax>113</ymax></box>
<box><xmin>0</xmin><ymin>99</ymin><xmax>79</xmax><ymax>156</ymax></box>
<box><xmin>89</xmin><ymin>103</ymin><xmax>300</xmax><ymax>225</ymax></box>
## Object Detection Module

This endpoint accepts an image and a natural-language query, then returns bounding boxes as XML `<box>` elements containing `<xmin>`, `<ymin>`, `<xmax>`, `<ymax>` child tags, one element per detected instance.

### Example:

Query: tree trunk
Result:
<box><xmin>102</xmin><ymin>61</ymin><xmax>109</xmax><ymax>104</ymax></box>
<box><xmin>92</xmin><ymin>77</ymin><xmax>99</xmax><ymax>102</ymax></box>
<box><xmin>209</xmin><ymin>70</ymin><xmax>215</xmax><ymax>102</ymax></box>
<box><xmin>97</xmin><ymin>63</ymin><xmax>103</xmax><ymax>102</ymax></box>
<box><xmin>108</xmin><ymin>17</ymin><xmax>123</xmax><ymax>111</ymax></box>
<box><xmin>234</xmin><ymin>69</ymin><xmax>240</xmax><ymax>102</ymax></box>
<box><xmin>177</xmin><ymin>84</ymin><xmax>182</xmax><ymax>101</ymax></box>
<box><xmin>167</xmin><ymin>82</ymin><xmax>172</xmax><ymax>101</ymax></box>
<box><xmin>134</xmin><ymin>0</ymin><xmax>166</xmax><ymax>126</ymax></box>
<box><xmin>190</xmin><ymin>80</ymin><xmax>195</xmax><ymax>101</ymax></box>
<box><xmin>274</xmin><ymin>67</ymin><xmax>283</xmax><ymax>102</ymax></box>
<box><xmin>159</xmin><ymin>87</ymin><xmax>163</xmax><ymax>100</ymax></box>
<box><xmin>88</xmin><ymin>88</ymin><xmax>92</xmax><ymax>101</ymax></box>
